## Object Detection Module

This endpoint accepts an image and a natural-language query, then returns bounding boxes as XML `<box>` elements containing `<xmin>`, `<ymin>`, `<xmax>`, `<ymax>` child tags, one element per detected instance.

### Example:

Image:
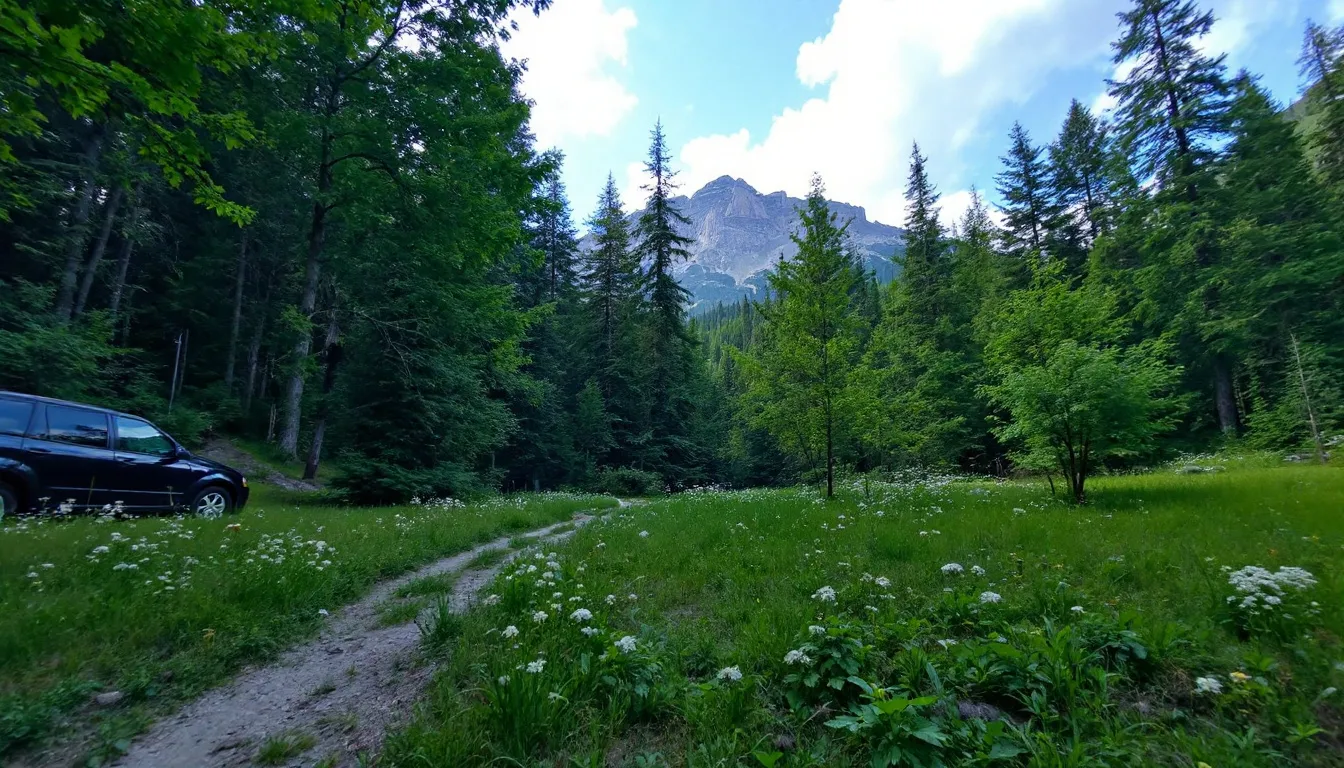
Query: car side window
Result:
<box><xmin>115</xmin><ymin>416</ymin><xmax>175</xmax><ymax>457</ymax></box>
<box><xmin>43</xmin><ymin>405</ymin><xmax>110</xmax><ymax>449</ymax></box>
<box><xmin>0</xmin><ymin>399</ymin><xmax>33</xmax><ymax>437</ymax></box>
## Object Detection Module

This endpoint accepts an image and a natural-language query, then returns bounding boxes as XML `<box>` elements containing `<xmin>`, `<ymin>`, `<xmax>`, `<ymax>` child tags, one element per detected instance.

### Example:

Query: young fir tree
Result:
<box><xmin>996</xmin><ymin>122</ymin><xmax>1062</xmax><ymax>268</ymax></box>
<box><xmin>1050</xmin><ymin>100</ymin><xmax>1117</xmax><ymax>267</ymax></box>
<box><xmin>741</xmin><ymin>175</ymin><xmax>860</xmax><ymax>497</ymax></box>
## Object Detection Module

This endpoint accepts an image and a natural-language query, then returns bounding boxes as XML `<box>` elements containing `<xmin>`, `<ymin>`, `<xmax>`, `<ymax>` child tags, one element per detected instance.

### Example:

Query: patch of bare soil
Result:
<box><xmin>195</xmin><ymin>439</ymin><xmax>319</xmax><ymax>493</ymax></box>
<box><xmin>111</xmin><ymin>511</ymin><xmax>607</xmax><ymax>768</ymax></box>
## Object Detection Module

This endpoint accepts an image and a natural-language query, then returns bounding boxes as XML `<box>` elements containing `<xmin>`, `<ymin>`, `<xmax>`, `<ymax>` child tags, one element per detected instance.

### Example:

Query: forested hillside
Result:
<box><xmin>2</xmin><ymin>0</ymin><xmax>1341</xmax><ymax>503</ymax></box>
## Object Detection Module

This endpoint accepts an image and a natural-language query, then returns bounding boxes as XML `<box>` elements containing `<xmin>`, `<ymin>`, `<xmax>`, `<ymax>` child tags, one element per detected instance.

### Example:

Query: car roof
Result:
<box><xmin>0</xmin><ymin>391</ymin><xmax>143</xmax><ymax>421</ymax></box>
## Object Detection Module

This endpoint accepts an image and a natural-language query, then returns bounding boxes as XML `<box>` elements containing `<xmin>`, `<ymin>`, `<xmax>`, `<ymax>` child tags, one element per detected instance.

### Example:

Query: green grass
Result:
<box><xmin>395</xmin><ymin>572</ymin><xmax>460</xmax><ymax>598</ymax></box>
<box><xmin>376</xmin><ymin>598</ymin><xmax>429</xmax><ymax>627</ymax></box>
<box><xmin>0</xmin><ymin>486</ymin><xmax>617</xmax><ymax>758</ymax></box>
<box><xmin>381</xmin><ymin>465</ymin><xmax>1344</xmax><ymax>767</ymax></box>
<box><xmin>255</xmin><ymin>729</ymin><xmax>316</xmax><ymax>764</ymax></box>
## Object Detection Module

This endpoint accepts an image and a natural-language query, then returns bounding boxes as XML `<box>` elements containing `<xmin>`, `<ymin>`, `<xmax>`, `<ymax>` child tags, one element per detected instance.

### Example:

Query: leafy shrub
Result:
<box><xmin>589</xmin><ymin>467</ymin><xmax>664</xmax><ymax>497</ymax></box>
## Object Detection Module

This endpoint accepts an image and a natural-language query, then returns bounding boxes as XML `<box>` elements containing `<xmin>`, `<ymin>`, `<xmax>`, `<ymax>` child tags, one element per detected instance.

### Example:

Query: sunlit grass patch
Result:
<box><xmin>0</xmin><ymin>488</ymin><xmax>617</xmax><ymax>759</ymax></box>
<box><xmin>382</xmin><ymin>466</ymin><xmax>1344</xmax><ymax>767</ymax></box>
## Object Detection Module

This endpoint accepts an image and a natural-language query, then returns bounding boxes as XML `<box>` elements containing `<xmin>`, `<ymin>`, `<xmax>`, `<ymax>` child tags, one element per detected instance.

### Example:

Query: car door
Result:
<box><xmin>112</xmin><ymin>415</ymin><xmax>197</xmax><ymax>509</ymax></box>
<box><xmin>23</xmin><ymin>404</ymin><xmax>118</xmax><ymax>510</ymax></box>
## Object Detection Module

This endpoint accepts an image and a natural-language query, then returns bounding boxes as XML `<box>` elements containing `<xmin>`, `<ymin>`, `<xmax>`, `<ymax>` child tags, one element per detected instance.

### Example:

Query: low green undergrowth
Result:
<box><xmin>382</xmin><ymin>466</ymin><xmax>1344</xmax><ymax>767</ymax></box>
<box><xmin>0</xmin><ymin>487</ymin><xmax>616</xmax><ymax>758</ymax></box>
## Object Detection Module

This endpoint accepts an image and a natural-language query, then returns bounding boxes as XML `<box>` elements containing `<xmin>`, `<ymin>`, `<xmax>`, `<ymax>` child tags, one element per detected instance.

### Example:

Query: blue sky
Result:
<box><xmin>503</xmin><ymin>0</ymin><xmax>1344</xmax><ymax>228</ymax></box>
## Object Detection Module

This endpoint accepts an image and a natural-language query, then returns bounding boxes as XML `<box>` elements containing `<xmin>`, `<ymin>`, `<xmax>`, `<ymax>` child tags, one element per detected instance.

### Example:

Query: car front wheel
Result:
<box><xmin>191</xmin><ymin>486</ymin><xmax>233</xmax><ymax>519</ymax></box>
<box><xmin>0</xmin><ymin>482</ymin><xmax>17</xmax><ymax>521</ymax></box>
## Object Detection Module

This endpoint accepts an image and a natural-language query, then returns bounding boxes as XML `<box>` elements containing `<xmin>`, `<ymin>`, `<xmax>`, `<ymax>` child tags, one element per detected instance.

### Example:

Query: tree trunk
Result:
<box><xmin>825</xmin><ymin>410</ymin><xmax>834</xmax><ymax>498</ymax></box>
<box><xmin>243</xmin><ymin>313</ymin><xmax>266</xmax><ymax>414</ymax></box>
<box><xmin>302</xmin><ymin>311</ymin><xmax>341</xmax><ymax>481</ymax></box>
<box><xmin>1213</xmin><ymin>358</ymin><xmax>1239</xmax><ymax>435</ymax></box>
<box><xmin>107</xmin><ymin>186</ymin><xmax>142</xmax><ymax>326</ymax></box>
<box><xmin>72</xmin><ymin>186</ymin><xmax>123</xmax><ymax>318</ymax></box>
<box><xmin>224</xmin><ymin>231</ymin><xmax>249</xmax><ymax>389</ymax></box>
<box><xmin>54</xmin><ymin>128</ymin><xmax>105</xmax><ymax>320</ymax></box>
<box><xmin>1290</xmin><ymin>332</ymin><xmax>1328</xmax><ymax>465</ymax></box>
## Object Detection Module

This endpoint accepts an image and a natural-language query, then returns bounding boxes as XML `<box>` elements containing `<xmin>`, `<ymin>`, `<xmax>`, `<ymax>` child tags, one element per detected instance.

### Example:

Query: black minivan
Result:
<box><xmin>0</xmin><ymin>392</ymin><xmax>248</xmax><ymax>519</ymax></box>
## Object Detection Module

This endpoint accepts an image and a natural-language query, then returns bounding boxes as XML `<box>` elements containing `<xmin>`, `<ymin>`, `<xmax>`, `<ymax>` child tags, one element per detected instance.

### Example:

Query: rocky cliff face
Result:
<box><xmin>581</xmin><ymin>175</ymin><xmax>905</xmax><ymax>313</ymax></box>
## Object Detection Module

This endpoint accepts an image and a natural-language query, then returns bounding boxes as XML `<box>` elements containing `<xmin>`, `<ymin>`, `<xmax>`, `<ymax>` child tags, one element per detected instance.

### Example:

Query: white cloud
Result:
<box><xmin>502</xmin><ymin>0</ymin><xmax>638</xmax><ymax>149</ymax></box>
<box><xmin>658</xmin><ymin>0</ymin><xmax>1120</xmax><ymax>227</ymax></box>
<box><xmin>656</xmin><ymin>0</ymin><xmax>1295</xmax><ymax>229</ymax></box>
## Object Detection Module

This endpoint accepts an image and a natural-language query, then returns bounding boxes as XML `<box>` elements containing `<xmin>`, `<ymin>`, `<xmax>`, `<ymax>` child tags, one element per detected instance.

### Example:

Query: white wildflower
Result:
<box><xmin>526</xmin><ymin>659</ymin><xmax>546</xmax><ymax>674</ymax></box>
<box><xmin>971</xmin><ymin>565</ymin><xmax>986</xmax><ymax>576</ymax></box>
<box><xmin>570</xmin><ymin>608</ymin><xmax>593</xmax><ymax>622</ymax></box>
<box><xmin>615</xmin><ymin>635</ymin><xmax>637</xmax><ymax>654</ymax></box>
<box><xmin>497</xmin><ymin>675</ymin><xmax>510</xmax><ymax>685</ymax></box>
<box><xmin>502</xmin><ymin>625</ymin><xmax>519</xmax><ymax>638</ymax></box>
<box><xmin>1071</xmin><ymin>605</ymin><xmax>1084</xmax><ymax>614</ymax></box>
<box><xmin>638</xmin><ymin>530</ymin><xmax>650</xmax><ymax>538</ymax></box>
<box><xmin>808</xmin><ymin>625</ymin><xmax>826</xmax><ymax>636</ymax></box>
<box><xmin>940</xmin><ymin>563</ymin><xmax>964</xmax><ymax>575</ymax></box>
<box><xmin>717</xmin><ymin>666</ymin><xmax>743</xmax><ymax>682</ymax></box>
<box><xmin>875</xmin><ymin>576</ymin><xmax>891</xmax><ymax>588</ymax></box>
<box><xmin>812</xmin><ymin>585</ymin><xmax>837</xmax><ymax>602</ymax></box>
<box><xmin>581</xmin><ymin>627</ymin><xmax>601</xmax><ymax>637</ymax></box>
<box><xmin>979</xmin><ymin>591</ymin><xmax>1002</xmax><ymax>604</ymax></box>
<box><xmin>783</xmin><ymin>649</ymin><xmax>812</xmax><ymax>666</ymax></box>
<box><xmin>532</xmin><ymin>610</ymin><xmax>549</xmax><ymax>623</ymax></box>
<box><xmin>1195</xmin><ymin>676</ymin><xmax>1223</xmax><ymax>695</ymax></box>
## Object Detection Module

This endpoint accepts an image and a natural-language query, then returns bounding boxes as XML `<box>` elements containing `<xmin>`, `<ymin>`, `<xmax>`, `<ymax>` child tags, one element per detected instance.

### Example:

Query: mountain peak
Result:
<box><xmin>694</xmin><ymin>175</ymin><xmax>758</xmax><ymax>196</ymax></box>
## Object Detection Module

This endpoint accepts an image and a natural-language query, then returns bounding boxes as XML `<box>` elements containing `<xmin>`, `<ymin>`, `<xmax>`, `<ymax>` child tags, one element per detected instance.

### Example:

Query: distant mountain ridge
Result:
<box><xmin>580</xmin><ymin>175</ymin><xmax>906</xmax><ymax>313</ymax></box>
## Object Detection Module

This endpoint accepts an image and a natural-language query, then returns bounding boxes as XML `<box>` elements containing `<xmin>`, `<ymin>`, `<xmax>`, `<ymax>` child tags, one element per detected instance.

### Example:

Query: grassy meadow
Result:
<box><xmin>0</xmin><ymin>486</ymin><xmax>617</xmax><ymax>759</ymax></box>
<box><xmin>384</xmin><ymin>461</ymin><xmax>1344</xmax><ymax>767</ymax></box>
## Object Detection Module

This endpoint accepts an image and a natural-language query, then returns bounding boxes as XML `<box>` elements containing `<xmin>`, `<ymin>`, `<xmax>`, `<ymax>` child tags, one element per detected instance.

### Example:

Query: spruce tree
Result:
<box><xmin>631</xmin><ymin>120</ymin><xmax>701</xmax><ymax>482</ymax></box>
<box><xmin>1109</xmin><ymin>0</ymin><xmax>1231</xmax><ymax>192</ymax></box>
<box><xmin>1300</xmin><ymin>21</ymin><xmax>1344</xmax><ymax>188</ymax></box>
<box><xmin>1051</xmin><ymin>100</ymin><xmax>1116</xmax><ymax>249</ymax></box>
<box><xmin>900</xmin><ymin>142</ymin><xmax>948</xmax><ymax>332</ymax></box>
<box><xmin>583</xmin><ymin>173</ymin><xmax>638</xmax><ymax>393</ymax></box>
<box><xmin>996</xmin><ymin>122</ymin><xmax>1062</xmax><ymax>267</ymax></box>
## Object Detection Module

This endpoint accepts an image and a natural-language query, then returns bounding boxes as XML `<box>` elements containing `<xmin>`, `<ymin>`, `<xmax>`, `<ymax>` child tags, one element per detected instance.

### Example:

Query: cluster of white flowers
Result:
<box><xmin>783</xmin><ymin>649</ymin><xmax>812</xmax><ymax>666</ymax></box>
<box><xmin>716</xmin><ymin>666</ymin><xmax>743</xmax><ymax>682</ymax></box>
<box><xmin>1194</xmin><ymin>676</ymin><xmax>1222</xmax><ymax>695</ymax></box>
<box><xmin>1071</xmin><ymin>605</ymin><xmax>1085</xmax><ymax>614</ymax></box>
<box><xmin>531</xmin><ymin>610</ymin><xmax>549</xmax><ymax>623</ymax></box>
<box><xmin>874</xmin><ymin>576</ymin><xmax>891</xmax><ymax>588</ymax></box>
<box><xmin>525</xmin><ymin>658</ymin><xmax>546</xmax><ymax>674</ymax></box>
<box><xmin>940</xmin><ymin>563</ymin><xmax>964</xmax><ymax>575</ymax></box>
<box><xmin>808</xmin><ymin>624</ymin><xmax>827</xmax><ymax>636</ymax></box>
<box><xmin>979</xmin><ymin>591</ymin><xmax>1002</xmax><ymax>604</ymax></box>
<box><xmin>502</xmin><ymin>625</ymin><xmax>519</xmax><ymax>638</ymax></box>
<box><xmin>569</xmin><ymin>608</ymin><xmax>593</xmax><ymax>622</ymax></box>
<box><xmin>812</xmin><ymin>585</ymin><xmax>837</xmax><ymax>602</ymax></box>
<box><xmin>638</xmin><ymin>530</ymin><xmax>650</xmax><ymax>538</ymax></box>
<box><xmin>581</xmin><ymin>627</ymin><xmax>601</xmax><ymax>637</ymax></box>
<box><xmin>1226</xmin><ymin>565</ymin><xmax>1317</xmax><ymax>614</ymax></box>
<box><xmin>615</xmin><ymin>635</ymin><xmax>638</xmax><ymax>654</ymax></box>
<box><xmin>970</xmin><ymin>565</ymin><xmax>986</xmax><ymax>576</ymax></box>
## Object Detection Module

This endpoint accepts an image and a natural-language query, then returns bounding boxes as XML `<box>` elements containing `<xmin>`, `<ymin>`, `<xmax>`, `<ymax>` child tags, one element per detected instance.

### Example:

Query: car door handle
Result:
<box><xmin>28</xmin><ymin>446</ymin><xmax>52</xmax><ymax>454</ymax></box>
<box><xmin>117</xmin><ymin>457</ymin><xmax>137</xmax><ymax>464</ymax></box>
